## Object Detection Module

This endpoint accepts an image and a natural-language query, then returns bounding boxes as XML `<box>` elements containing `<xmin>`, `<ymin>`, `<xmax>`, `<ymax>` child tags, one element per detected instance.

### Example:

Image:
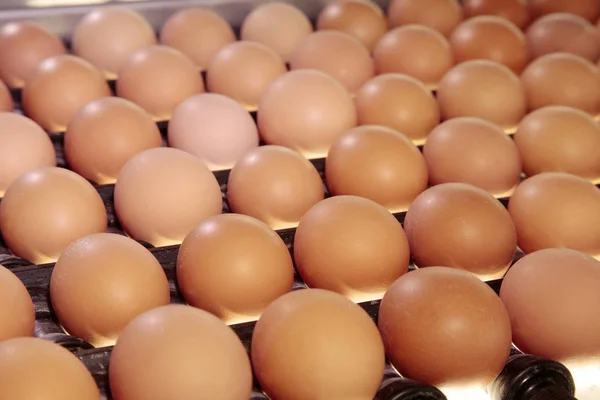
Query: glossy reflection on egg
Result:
<box><xmin>387</xmin><ymin>0</ymin><xmax>463</xmax><ymax>37</ymax></box>
<box><xmin>0</xmin><ymin>265</ymin><xmax>34</xmax><ymax>341</ymax></box>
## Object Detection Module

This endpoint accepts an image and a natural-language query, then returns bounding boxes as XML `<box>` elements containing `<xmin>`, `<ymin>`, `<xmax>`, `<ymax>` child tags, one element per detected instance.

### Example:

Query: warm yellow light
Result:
<box><xmin>439</xmin><ymin>385</ymin><xmax>490</xmax><ymax>400</ymax></box>
<box><xmin>504</xmin><ymin>125</ymin><xmax>518</xmax><ymax>135</ymax></box>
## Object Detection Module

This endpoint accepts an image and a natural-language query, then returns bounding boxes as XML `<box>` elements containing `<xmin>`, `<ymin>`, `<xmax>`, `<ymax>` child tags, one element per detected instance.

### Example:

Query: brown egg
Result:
<box><xmin>515</xmin><ymin>106</ymin><xmax>600</xmax><ymax>181</ymax></box>
<box><xmin>114</xmin><ymin>147</ymin><xmax>222</xmax><ymax>247</ymax></box>
<box><xmin>177</xmin><ymin>214</ymin><xmax>294</xmax><ymax>324</ymax></box>
<box><xmin>168</xmin><ymin>93</ymin><xmax>259</xmax><ymax>171</ymax></box>
<box><xmin>294</xmin><ymin>196</ymin><xmax>410</xmax><ymax>301</ymax></box>
<box><xmin>463</xmin><ymin>0</ymin><xmax>530</xmax><ymax>29</ymax></box>
<box><xmin>500</xmin><ymin>248</ymin><xmax>600</xmax><ymax>362</ymax></box>
<box><xmin>326</xmin><ymin>125</ymin><xmax>428</xmax><ymax>212</ymax></box>
<box><xmin>206</xmin><ymin>41</ymin><xmax>287</xmax><ymax>111</ymax></box>
<box><xmin>252</xmin><ymin>289</ymin><xmax>385</xmax><ymax>400</ymax></box>
<box><xmin>404</xmin><ymin>183</ymin><xmax>517</xmax><ymax>280</ymax></box>
<box><xmin>64</xmin><ymin>97</ymin><xmax>162</xmax><ymax>185</ymax></box>
<box><xmin>373</xmin><ymin>25</ymin><xmax>454</xmax><ymax>90</ymax></box>
<box><xmin>316</xmin><ymin>0</ymin><xmax>387</xmax><ymax>51</ymax></box>
<box><xmin>116</xmin><ymin>45</ymin><xmax>205</xmax><ymax>121</ymax></box>
<box><xmin>0</xmin><ymin>337</ymin><xmax>100</xmax><ymax>400</ymax></box>
<box><xmin>227</xmin><ymin>145</ymin><xmax>324</xmax><ymax>230</ymax></box>
<box><xmin>160</xmin><ymin>8</ymin><xmax>236</xmax><ymax>71</ymax></box>
<box><xmin>521</xmin><ymin>53</ymin><xmax>600</xmax><ymax>116</ymax></box>
<box><xmin>378</xmin><ymin>267</ymin><xmax>512</xmax><ymax>388</ymax></box>
<box><xmin>50</xmin><ymin>233</ymin><xmax>170</xmax><ymax>347</ymax></box>
<box><xmin>0</xmin><ymin>112</ymin><xmax>55</xmax><ymax>196</ymax></box>
<box><xmin>0</xmin><ymin>79</ymin><xmax>12</xmax><ymax>112</ymax></box>
<box><xmin>527</xmin><ymin>13</ymin><xmax>600</xmax><ymax>62</ymax></box>
<box><xmin>423</xmin><ymin>117</ymin><xmax>522</xmax><ymax>197</ymax></box>
<box><xmin>0</xmin><ymin>265</ymin><xmax>34</xmax><ymax>341</ymax></box>
<box><xmin>22</xmin><ymin>55</ymin><xmax>111</xmax><ymax>132</ymax></box>
<box><xmin>258</xmin><ymin>70</ymin><xmax>357</xmax><ymax>158</ymax></box>
<box><xmin>0</xmin><ymin>22</ymin><xmax>67</xmax><ymax>88</ymax></box>
<box><xmin>437</xmin><ymin>60</ymin><xmax>527</xmax><ymax>133</ymax></box>
<box><xmin>0</xmin><ymin>167</ymin><xmax>107</xmax><ymax>264</ymax></box>
<box><xmin>355</xmin><ymin>74</ymin><xmax>440</xmax><ymax>145</ymax></box>
<box><xmin>72</xmin><ymin>7</ymin><xmax>156</xmax><ymax>79</ymax></box>
<box><xmin>508</xmin><ymin>172</ymin><xmax>600</xmax><ymax>256</ymax></box>
<box><xmin>528</xmin><ymin>0</ymin><xmax>600</xmax><ymax>23</ymax></box>
<box><xmin>387</xmin><ymin>0</ymin><xmax>463</xmax><ymax>37</ymax></box>
<box><xmin>450</xmin><ymin>16</ymin><xmax>529</xmax><ymax>73</ymax></box>
<box><xmin>240</xmin><ymin>2</ymin><xmax>313</xmax><ymax>62</ymax></box>
<box><xmin>110</xmin><ymin>305</ymin><xmax>252</xmax><ymax>400</ymax></box>
<box><xmin>289</xmin><ymin>30</ymin><xmax>375</xmax><ymax>94</ymax></box>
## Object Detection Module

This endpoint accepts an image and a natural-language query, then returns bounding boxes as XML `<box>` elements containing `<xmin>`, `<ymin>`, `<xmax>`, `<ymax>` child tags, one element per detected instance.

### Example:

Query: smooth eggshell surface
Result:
<box><xmin>0</xmin><ymin>265</ymin><xmax>34</xmax><ymax>341</ymax></box>
<box><xmin>527</xmin><ymin>0</ymin><xmax>600</xmax><ymax>23</ymax></box>
<box><xmin>387</xmin><ymin>0</ymin><xmax>463</xmax><ymax>37</ymax></box>
<box><xmin>462</xmin><ymin>0</ymin><xmax>530</xmax><ymax>29</ymax></box>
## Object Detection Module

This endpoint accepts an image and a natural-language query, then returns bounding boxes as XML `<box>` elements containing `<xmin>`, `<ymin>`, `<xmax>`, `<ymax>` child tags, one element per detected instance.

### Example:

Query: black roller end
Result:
<box><xmin>376</xmin><ymin>377</ymin><xmax>447</xmax><ymax>400</ymax></box>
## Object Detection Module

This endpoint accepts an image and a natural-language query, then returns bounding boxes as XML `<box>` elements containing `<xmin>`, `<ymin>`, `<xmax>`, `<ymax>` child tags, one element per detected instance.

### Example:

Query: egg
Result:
<box><xmin>109</xmin><ymin>305</ymin><xmax>252</xmax><ymax>400</ymax></box>
<box><xmin>500</xmin><ymin>248</ymin><xmax>600</xmax><ymax>362</ymax></box>
<box><xmin>387</xmin><ymin>0</ymin><xmax>463</xmax><ymax>37</ymax></box>
<box><xmin>508</xmin><ymin>172</ymin><xmax>600</xmax><ymax>257</ymax></box>
<box><xmin>326</xmin><ymin>125</ymin><xmax>428</xmax><ymax>212</ymax></box>
<box><xmin>404</xmin><ymin>183</ymin><xmax>517</xmax><ymax>280</ymax></box>
<box><xmin>423</xmin><ymin>117</ymin><xmax>522</xmax><ymax>197</ymax></box>
<box><xmin>0</xmin><ymin>22</ymin><xmax>67</xmax><ymax>88</ymax></box>
<box><xmin>252</xmin><ymin>289</ymin><xmax>385</xmax><ymax>400</ymax></box>
<box><xmin>463</xmin><ymin>0</ymin><xmax>530</xmax><ymax>29</ymax></box>
<box><xmin>450</xmin><ymin>16</ymin><xmax>529</xmax><ymax>74</ymax></box>
<box><xmin>528</xmin><ymin>0</ymin><xmax>600</xmax><ymax>23</ymax></box>
<box><xmin>378</xmin><ymin>267</ymin><xmax>512</xmax><ymax>388</ymax></box>
<box><xmin>116</xmin><ymin>45</ymin><xmax>205</xmax><ymax>121</ymax></box>
<box><xmin>355</xmin><ymin>73</ymin><xmax>440</xmax><ymax>145</ymax></box>
<box><xmin>114</xmin><ymin>147</ymin><xmax>222</xmax><ymax>247</ymax></box>
<box><xmin>258</xmin><ymin>70</ymin><xmax>357</xmax><ymax>158</ymax></box>
<box><xmin>64</xmin><ymin>97</ymin><xmax>162</xmax><ymax>185</ymax></box>
<box><xmin>50</xmin><ymin>233</ymin><xmax>170</xmax><ymax>347</ymax></box>
<box><xmin>373</xmin><ymin>25</ymin><xmax>454</xmax><ymax>90</ymax></box>
<box><xmin>294</xmin><ymin>196</ymin><xmax>410</xmax><ymax>301</ymax></box>
<box><xmin>240</xmin><ymin>2</ymin><xmax>313</xmax><ymax>62</ymax></box>
<box><xmin>72</xmin><ymin>7</ymin><xmax>156</xmax><ymax>79</ymax></box>
<box><xmin>316</xmin><ymin>0</ymin><xmax>387</xmax><ymax>51</ymax></box>
<box><xmin>0</xmin><ymin>265</ymin><xmax>34</xmax><ymax>341</ymax></box>
<box><xmin>515</xmin><ymin>106</ymin><xmax>600</xmax><ymax>181</ymax></box>
<box><xmin>521</xmin><ymin>53</ymin><xmax>600</xmax><ymax>116</ymax></box>
<box><xmin>160</xmin><ymin>8</ymin><xmax>236</xmax><ymax>71</ymax></box>
<box><xmin>437</xmin><ymin>60</ymin><xmax>527</xmax><ymax>133</ymax></box>
<box><xmin>168</xmin><ymin>93</ymin><xmax>259</xmax><ymax>171</ymax></box>
<box><xmin>0</xmin><ymin>167</ymin><xmax>107</xmax><ymax>264</ymax></box>
<box><xmin>177</xmin><ymin>214</ymin><xmax>294</xmax><ymax>324</ymax></box>
<box><xmin>206</xmin><ymin>41</ymin><xmax>287</xmax><ymax>111</ymax></box>
<box><xmin>289</xmin><ymin>30</ymin><xmax>375</xmax><ymax>94</ymax></box>
<box><xmin>0</xmin><ymin>112</ymin><xmax>56</xmax><ymax>196</ymax></box>
<box><xmin>227</xmin><ymin>145</ymin><xmax>324</xmax><ymax>230</ymax></box>
<box><xmin>0</xmin><ymin>79</ymin><xmax>12</xmax><ymax>112</ymax></box>
<box><xmin>526</xmin><ymin>13</ymin><xmax>600</xmax><ymax>62</ymax></box>
<box><xmin>22</xmin><ymin>55</ymin><xmax>111</xmax><ymax>132</ymax></box>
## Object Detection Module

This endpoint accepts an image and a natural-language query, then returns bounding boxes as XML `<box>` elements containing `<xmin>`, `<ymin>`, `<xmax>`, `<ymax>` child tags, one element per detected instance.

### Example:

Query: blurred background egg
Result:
<box><xmin>355</xmin><ymin>73</ymin><xmax>440</xmax><ymax>145</ymax></box>
<box><xmin>387</xmin><ymin>0</ymin><xmax>463</xmax><ymax>37</ymax></box>
<box><xmin>64</xmin><ymin>97</ymin><xmax>162</xmax><ymax>185</ymax></box>
<box><xmin>114</xmin><ymin>148</ymin><xmax>222</xmax><ymax>247</ymax></box>
<box><xmin>0</xmin><ymin>265</ymin><xmax>34</xmax><ymax>341</ymax></box>
<box><xmin>527</xmin><ymin>0</ymin><xmax>600</xmax><ymax>23</ymax></box>
<box><xmin>177</xmin><ymin>214</ymin><xmax>294</xmax><ymax>324</ymax></box>
<box><xmin>168</xmin><ymin>93</ymin><xmax>259</xmax><ymax>171</ymax></box>
<box><xmin>227</xmin><ymin>145</ymin><xmax>324</xmax><ymax>230</ymax></box>
<box><xmin>160</xmin><ymin>8</ymin><xmax>236</xmax><ymax>71</ymax></box>
<box><xmin>0</xmin><ymin>167</ymin><xmax>107</xmax><ymax>264</ymax></box>
<box><xmin>404</xmin><ymin>183</ymin><xmax>517</xmax><ymax>280</ymax></box>
<box><xmin>326</xmin><ymin>125</ymin><xmax>428</xmax><ymax>212</ymax></box>
<box><xmin>240</xmin><ymin>2</ymin><xmax>313</xmax><ymax>62</ymax></box>
<box><xmin>258</xmin><ymin>69</ymin><xmax>357</xmax><ymax>158</ymax></box>
<box><xmin>0</xmin><ymin>22</ymin><xmax>66</xmax><ymax>88</ymax></box>
<box><xmin>373</xmin><ymin>25</ymin><xmax>454</xmax><ymax>90</ymax></box>
<box><xmin>289</xmin><ymin>30</ymin><xmax>375</xmax><ymax>94</ymax></box>
<box><xmin>462</xmin><ymin>0</ymin><xmax>530</xmax><ymax>30</ymax></box>
<box><xmin>423</xmin><ymin>117</ymin><xmax>522</xmax><ymax>197</ymax></box>
<box><xmin>514</xmin><ymin>106</ymin><xmax>600</xmax><ymax>182</ymax></box>
<box><xmin>22</xmin><ymin>54</ymin><xmax>111</xmax><ymax>132</ymax></box>
<box><xmin>0</xmin><ymin>79</ymin><xmax>11</xmax><ymax>112</ymax></box>
<box><xmin>72</xmin><ymin>7</ymin><xmax>156</xmax><ymax>79</ymax></box>
<box><xmin>206</xmin><ymin>41</ymin><xmax>287</xmax><ymax>111</ymax></box>
<box><xmin>116</xmin><ymin>45</ymin><xmax>205</xmax><ymax>121</ymax></box>
<box><xmin>252</xmin><ymin>289</ymin><xmax>385</xmax><ymax>400</ymax></box>
<box><xmin>294</xmin><ymin>195</ymin><xmax>410</xmax><ymax>301</ymax></box>
<box><xmin>0</xmin><ymin>112</ymin><xmax>55</xmax><ymax>196</ymax></box>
